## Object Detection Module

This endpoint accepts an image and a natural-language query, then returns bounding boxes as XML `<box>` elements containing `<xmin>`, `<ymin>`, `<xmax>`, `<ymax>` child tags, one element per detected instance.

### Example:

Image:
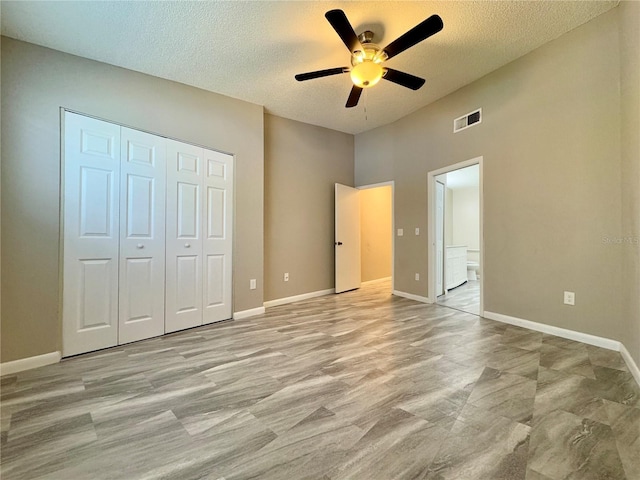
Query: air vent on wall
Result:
<box><xmin>453</xmin><ymin>108</ymin><xmax>482</xmax><ymax>133</ymax></box>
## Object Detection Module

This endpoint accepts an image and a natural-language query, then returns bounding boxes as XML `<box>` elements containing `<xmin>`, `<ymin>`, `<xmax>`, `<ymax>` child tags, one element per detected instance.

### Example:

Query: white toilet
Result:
<box><xmin>467</xmin><ymin>262</ymin><xmax>480</xmax><ymax>281</ymax></box>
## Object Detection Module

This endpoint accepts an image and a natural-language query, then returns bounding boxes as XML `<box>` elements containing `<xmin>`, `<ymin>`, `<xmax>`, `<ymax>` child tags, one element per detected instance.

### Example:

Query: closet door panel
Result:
<box><xmin>205</xmin><ymin>254</ymin><xmax>225</xmax><ymax>307</ymax></box>
<box><xmin>78</xmin><ymin>259</ymin><xmax>115</xmax><ymax>329</ymax></box>
<box><xmin>166</xmin><ymin>140</ymin><xmax>203</xmax><ymax>332</ymax></box>
<box><xmin>177</xmin><ymin>182</ymin><xmax>199</xmax><ymax>237</ymax></box>
<box><xmin>202</xmin><ymin>149</ymin><xmax>233</xmax><ymax>324</ymax></box>
<box><xmin>123</xmin><ymin>257</ymin><xmax>153</xmax><ymax>317</ymax></box>
<box><xmin>63</xmin><ymin>113</ymin><xmax>120</xmax><ymax>357</ymax></box>
<box><xmin>176</xmin><ymin>255</ymin><xmax>199</xmax><ymax>311</ymax></box>
<box><xmin>118</xmin><ymin>127</ymin><xmax>166</xmax><ymax>344</ymax></box>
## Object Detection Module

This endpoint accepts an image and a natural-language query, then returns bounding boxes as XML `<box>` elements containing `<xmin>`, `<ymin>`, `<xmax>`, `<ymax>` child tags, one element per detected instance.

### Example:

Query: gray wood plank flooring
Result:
<box><xmin>2</xmin><ymin>280</ymin><xmax>639</xmax><ymax>479</ymax></box>
<box><xmin>437</xmin><ymin>280</ymin><xmax>480</xmax><ymax>315</ymax></box>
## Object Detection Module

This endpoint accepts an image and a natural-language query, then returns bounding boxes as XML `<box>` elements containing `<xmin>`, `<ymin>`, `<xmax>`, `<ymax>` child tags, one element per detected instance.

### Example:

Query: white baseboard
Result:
<box><xmin>393</xmin><ymin>290</ymin><xmax>432</xmax><ymax>304</ymax></box>
<box><xmin>233</xmin><ymin>306</ymin><xmax>266</xmax><ymax>320</ymax></box>
<box><xmin>620</xmin><ymin>343</ymin><xmax>640</xmax><ymax>387</ymax></box>
<box><xmin>483</xmin><ymin>311</ymin><xmax>621</xmax><ymax>350</ymax></box>
<box><xmin>264</xmin><ymin>288</ymin><xmax>334</xmax><ymax>308</ymax></box>
<box><xmin>362</xmin><ymin>276</ymin><xmax>392</xmax><ymax>286</ymax></box>
<box><xmin>0</xmin><ymin>351</ymin><xmax>61</xmax><ymax>376</ymax></box>
<box><xmin>484</xmin><ymin>310</ymin><xmax>640</xmax><ymax>388</ymax></box>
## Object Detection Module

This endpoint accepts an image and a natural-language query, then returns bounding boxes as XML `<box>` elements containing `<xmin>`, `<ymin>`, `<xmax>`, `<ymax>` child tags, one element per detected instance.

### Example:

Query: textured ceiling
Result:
<box><xmin>1</xmin><ymin>1</ymin><xmax>618</xmax><ymax>134</ymax></box>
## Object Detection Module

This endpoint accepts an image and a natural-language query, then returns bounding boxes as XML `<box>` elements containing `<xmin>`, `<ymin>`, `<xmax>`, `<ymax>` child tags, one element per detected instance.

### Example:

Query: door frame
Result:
<box><xmin>427</xmin><ymin>157</ymin><xmax>483</xmax><ymax>315</ymax></box>
<box><xmin>357</xmin><ymin>181</ymin><xmax>395</xmax><ymax>292</ymax></box>
<box><xmin>435</xmin><ymin>179</ymin><xmax>445</xmax><ymax>297</ymax></box>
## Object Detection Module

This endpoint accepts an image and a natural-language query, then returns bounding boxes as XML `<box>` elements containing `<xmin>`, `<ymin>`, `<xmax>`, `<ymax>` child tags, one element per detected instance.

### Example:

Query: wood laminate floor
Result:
<box><xmin>437</xmin><ymin>280</ymin><xmax>480</xmax><ymax>316</ymax></box>
<box><xmin>2</xmin><ymin>280</ymin><xmax>639</xmax><ymax>479</ymax></box>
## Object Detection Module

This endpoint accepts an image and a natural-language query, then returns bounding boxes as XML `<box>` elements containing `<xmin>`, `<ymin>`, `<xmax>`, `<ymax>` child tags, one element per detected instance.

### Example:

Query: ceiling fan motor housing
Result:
<box><xmin>351</xmin><ymin>32</ymin><xmax>388</xmax><ymax>64</ymax></box>
<box><xmin>357</xmin><ymin>30</ymin><xmax>375</xmax><ymax>46</ymax></box>
<box><xmin>350</xmin><ymin>31</ymin><xmax>387</xmax><ymax>88</ymax></box>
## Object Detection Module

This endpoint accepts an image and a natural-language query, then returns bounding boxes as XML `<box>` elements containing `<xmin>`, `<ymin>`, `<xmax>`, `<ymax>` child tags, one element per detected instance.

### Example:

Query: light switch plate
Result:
<box><xmin>415</xmin><ymin>227</ymin><xmax>420</xmax><ymax>235</ymax></box>
<box><xmin>250</xmin><ymin>279</ymin><xmax>257</xmax><ymax>290</ymax></box>
<box><xmin>398</xmin><ymin>228</ymin><xmax>404</xmax><ymax>236</ymax></box>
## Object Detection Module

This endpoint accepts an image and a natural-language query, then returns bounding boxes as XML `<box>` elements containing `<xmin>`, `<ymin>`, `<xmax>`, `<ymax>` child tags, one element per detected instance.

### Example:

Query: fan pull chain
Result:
<box><xmin>364</xmin><ymin>89</ymin><xmax>369</xmax><ymax>122</ymax></box>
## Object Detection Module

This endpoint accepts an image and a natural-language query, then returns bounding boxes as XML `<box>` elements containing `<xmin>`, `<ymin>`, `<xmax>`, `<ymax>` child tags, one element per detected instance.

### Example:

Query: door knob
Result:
<box><xmin>185</xmin><ymin>243</ymin><xmax>191</xmax><ymax>248</ymax></box>
<box><xmin>136</xmin><ymin>243</ymin><xmax>144</xmax><ymax>249</ymax></box>
<box><xmin>335</xmin><ymin>241</ymin><xmax>343</xmax><ymax>246</ymax></box>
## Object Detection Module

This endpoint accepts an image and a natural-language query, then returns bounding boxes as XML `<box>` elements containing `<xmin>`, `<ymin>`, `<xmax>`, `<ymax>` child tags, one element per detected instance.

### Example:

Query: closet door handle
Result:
<box><xmin>185</xmin><ymin>243</ymin><xmax>191</xmax><ymax>248</ymax></box>
<box><xmin>136</xmin><ymin>243</ymin><xmax>144</xmax><ymax>249</ymax></box>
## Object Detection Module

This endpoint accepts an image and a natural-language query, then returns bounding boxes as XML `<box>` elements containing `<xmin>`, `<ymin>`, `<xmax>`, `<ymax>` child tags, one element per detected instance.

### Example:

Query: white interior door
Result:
<box><xmin>436</xmin><ymin>181</ymin><xmax>445</xmax><ymax>296</ymax></box>
<box><xmin>118</xmin><ymin>128</ymin><xmax>166</xmax><ymax>344</ymax></box>
<box><xmin>335</xmin><ymin>183</ymin><xmax>361</xmax><ymax>294</ymax></box>
<box><xmin>165</xmin><ymin>140</ymin><xmax>204</xmax><ymax>333</ymax></box>
<box><xmin>63</xmin><ymin>113</ymin><xmax>120</xmax><ymax>356</ymax></box>
<box><xmin>202</xmin><ymin>149</ymin><xmax>233</xmax><ymax>324</ymax></box>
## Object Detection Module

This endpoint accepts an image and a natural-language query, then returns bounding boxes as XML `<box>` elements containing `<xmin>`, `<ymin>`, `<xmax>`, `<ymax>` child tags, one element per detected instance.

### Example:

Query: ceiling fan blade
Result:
<box><xmin>346</xmin><ymin>85</ymin><xmax>363</xmax><ymax>108</ymax></box>
<box><xmin>382</xmin><ymin>15</ymin><xmax>443</xmax><ymax>61</ymax></box>
<box><xmin>325</xmin><ymin>9</ymin><xmax>363</xmax><ymax>54</ymax></box>
<box><xmin>295</xmin><ymin>67</ymin><xmax>349</xmax><ymax>82</ymax></box>
<box><xmin>382</xmin><ymin>68</ymin><xmax>426</xmax><ymax>90</ymax></box>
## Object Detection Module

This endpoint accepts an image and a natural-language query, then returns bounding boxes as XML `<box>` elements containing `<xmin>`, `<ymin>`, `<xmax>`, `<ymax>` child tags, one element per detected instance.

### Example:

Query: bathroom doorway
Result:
<box><xmin>428</xmin><ymin>158</ymin><xmax>483</xmax><ymax>316</ymax></box>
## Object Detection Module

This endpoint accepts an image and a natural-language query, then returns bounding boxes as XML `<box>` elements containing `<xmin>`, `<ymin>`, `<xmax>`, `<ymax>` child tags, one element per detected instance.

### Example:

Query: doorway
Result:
<box><xmin>428</xmin><ymin>158</ymin><xmax>483</xmax><ymax>316</ymax></box>
<box><xmin>359</xmin><ymin>183</ymin><xmax>394</xmax><ymax>292</ymax></box>
<box><xmin>334</xmin><ymin>182</ymin><xmax>394</xmax><ymax>294</ymax></box>
<box><xmin>335</xmin><ymin>181</ymin><xmax>395</xmax><ymax>293</ymax></box>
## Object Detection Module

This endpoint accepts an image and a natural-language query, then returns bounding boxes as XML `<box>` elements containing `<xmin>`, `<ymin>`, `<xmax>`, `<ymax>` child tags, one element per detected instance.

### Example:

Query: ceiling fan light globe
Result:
<box><xmin>350</xmin><ymin>61</ymin><xmax>383</xmax><ymax>88</ymax></box>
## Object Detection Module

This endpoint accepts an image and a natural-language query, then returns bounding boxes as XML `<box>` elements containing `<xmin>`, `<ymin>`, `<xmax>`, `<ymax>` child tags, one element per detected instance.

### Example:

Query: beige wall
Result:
<box><xmin>264</xmin><ymin>114</ymin><xmax>353</xmax><ymax>302</ymax></box>
<box><xmin>355</xmin><ymin>10</ymin><xmax>629</xmax><ymax>351</ymax></box>
<box><xmin>620</xmin><ymin>1</ymin><xmax>640</xmax><ymax>365</ymax></box>
<box><xmin>354</xmin><ymin>127</ymin><xmax>395</xmax><ymax>187</ymax></box>
<box><xmin>360</xmin><ymin>186</ymin><xmax>392</xmax><ymax>282</ymax></box>
<box><xmin>1</xmin><ymin>38</ymin><xmax>265</xmax><ymax>362</ymax></box>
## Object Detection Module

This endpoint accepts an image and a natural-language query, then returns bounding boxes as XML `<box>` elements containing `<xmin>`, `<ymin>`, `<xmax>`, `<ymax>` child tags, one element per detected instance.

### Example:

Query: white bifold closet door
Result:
<box><xmin>118</xmin><ymin>128</ymin><xmax>166</xmax><ymax>344</ymax></box>
<box><xmin>63</xmin><ymin>112</ymin><xmax>233</xmax><ymax>356</ymax></box>
<box><xmin>165</xmin><ymin>140</ymin><xmax>233</xmax><ymax>333</ymax></box>
<box><xmin>165</xmin><ymin>141</ymin><xmax>204</xmax><ymax>332</ymax></box>
<box><xmin>63</xmin><ymin>113</ymin><xmax>121</xmax><ymax>356</ymax></box>
<box><xmin>202</xmin><ymin>148</ymin><xmax>233</xmax><ymax>324</ymax></box>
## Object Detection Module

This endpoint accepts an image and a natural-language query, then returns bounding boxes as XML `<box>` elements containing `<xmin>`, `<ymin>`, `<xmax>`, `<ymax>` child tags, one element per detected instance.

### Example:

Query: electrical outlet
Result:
<box><xmin>415</xmin><ymin>227</ymin><xmax>420</xmax><ymax>235</ymax></box>
<box><xmin>284</xmin><ymin>272</ymin><xmax>289</xmax><ymax>282</ymax></box>
<box><xmin>563</xmin><ymin>291</ymin><xmax>575</xmax><ymax>306</ymax></box>
<box><xmin>397</xmin><ymin>228</ymin><xmax>404</xmax><ymax>237</ymax></box>
<box><xmin>415</xmin><ymin>273</ymin><xmax>420</xmax><ymax>281</ymax></box>
<box><xmin>250</xmin><ymin>279</ymin><xmax>257</xmax><ymax>290</ymax></box>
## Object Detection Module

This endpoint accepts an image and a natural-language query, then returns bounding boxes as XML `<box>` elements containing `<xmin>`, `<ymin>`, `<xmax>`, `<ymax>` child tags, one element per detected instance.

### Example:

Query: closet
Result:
<box><xmin>62</xmin><ymin>112</ymin><xmax>233</xmax><ymax>357</ymax></box>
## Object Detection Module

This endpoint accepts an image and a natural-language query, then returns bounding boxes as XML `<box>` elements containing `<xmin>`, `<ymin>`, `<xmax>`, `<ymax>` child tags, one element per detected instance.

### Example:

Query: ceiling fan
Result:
<box><xmin>295</xmin><ymin>9</ymin><xmax>443</xmax><ymax>108</ymax></box>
